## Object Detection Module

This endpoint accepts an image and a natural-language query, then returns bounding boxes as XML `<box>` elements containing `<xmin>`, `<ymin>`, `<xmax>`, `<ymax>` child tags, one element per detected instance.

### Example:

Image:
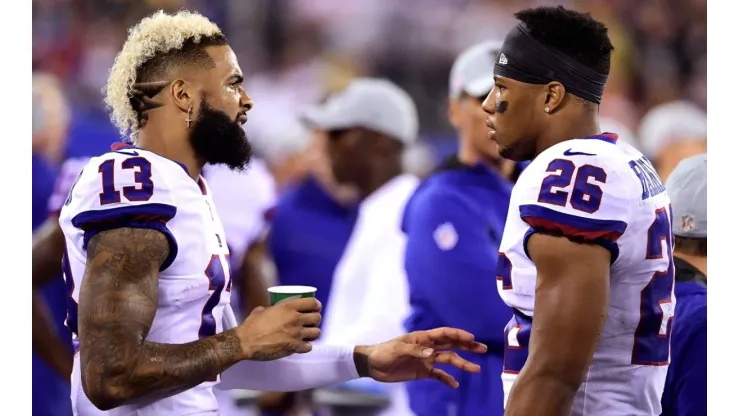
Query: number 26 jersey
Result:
<box><xmin>59</xmin><ymin>144</ymin><xmax>232</xmax><ymax>415</ymax></box>
<box><xmin>497</xmin><ymin>134</ymin><xmax>675</xmax><ymax>416</ymax></box>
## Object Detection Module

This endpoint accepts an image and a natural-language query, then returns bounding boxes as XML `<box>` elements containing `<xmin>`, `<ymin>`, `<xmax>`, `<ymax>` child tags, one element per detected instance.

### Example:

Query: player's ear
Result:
<box><xmin>169</xmin><ymin>79</ymin><xmax>194</xmax><ymax>114</ymax></box>
<box><xmin>544</xmin><ymin>81</ymin><xmax>566</xmax><ymax>113</ymax></box>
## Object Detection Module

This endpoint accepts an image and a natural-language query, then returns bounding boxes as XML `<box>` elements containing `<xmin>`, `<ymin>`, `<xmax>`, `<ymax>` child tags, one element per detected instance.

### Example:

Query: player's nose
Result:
<box><xmin>240</xmin><ymin>90</ymin><xmax>253</xmax><ymax>112</ymax></box>
<box><xmin>481</xmin><ymin>90</ymin><xmax>495</xmax><ymax>114</ymax></box>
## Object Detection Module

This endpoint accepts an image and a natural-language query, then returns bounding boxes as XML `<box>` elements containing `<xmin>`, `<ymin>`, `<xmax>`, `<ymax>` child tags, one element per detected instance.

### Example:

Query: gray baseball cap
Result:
<box><xmin>300</xmin><ymin>78</ymin><xmax>419</xmax><ymax>145</ymax></box>
<box><xmin>665</xmin><ymin>153</ymin><xmax>707</xmax><ymax>238</ymax></box>
<box><xmin>449</xmin><ymin>40</ymin><xmax>503</xmax><ymax>99</ymax></box>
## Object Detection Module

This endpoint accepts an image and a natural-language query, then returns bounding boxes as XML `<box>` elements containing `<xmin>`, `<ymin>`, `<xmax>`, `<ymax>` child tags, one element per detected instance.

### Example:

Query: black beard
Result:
<box><xmin>189</xmin><ymin>99</ymin><xmax>252</xmax><ymax>171</ymax></box>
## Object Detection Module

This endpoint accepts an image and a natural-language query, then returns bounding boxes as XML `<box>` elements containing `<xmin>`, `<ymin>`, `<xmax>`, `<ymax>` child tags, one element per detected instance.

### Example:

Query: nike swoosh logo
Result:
<box><xmin>564</xmin><ymin>149</ymin><xmax>596</xmax><ymax>156</ymax></box>
<box><xmin>116</xmin><ymin>150</ymin><xmax>139</xmax><ymax>156</ymax></box>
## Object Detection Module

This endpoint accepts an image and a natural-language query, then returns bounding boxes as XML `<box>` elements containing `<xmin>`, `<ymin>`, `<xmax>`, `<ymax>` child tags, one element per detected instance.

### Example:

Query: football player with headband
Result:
<box><xmin>482</xmin><ymin>6</ymin><xmax>675</xmax><ymax>416</ymax></box>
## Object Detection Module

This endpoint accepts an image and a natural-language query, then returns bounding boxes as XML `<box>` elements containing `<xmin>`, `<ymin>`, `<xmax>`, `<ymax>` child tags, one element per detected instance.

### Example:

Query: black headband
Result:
<box><xmin>494</xmin><ymin>24</ymin><xmax>608</xmax><ymax>104</ymax></box>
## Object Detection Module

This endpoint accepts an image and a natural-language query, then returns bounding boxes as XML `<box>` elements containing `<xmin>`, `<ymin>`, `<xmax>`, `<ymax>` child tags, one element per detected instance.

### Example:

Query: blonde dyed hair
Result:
<box><xmin>105</xmin><ymin>10</ymin><xmax>223</xmax><ymax>138</ymax></box>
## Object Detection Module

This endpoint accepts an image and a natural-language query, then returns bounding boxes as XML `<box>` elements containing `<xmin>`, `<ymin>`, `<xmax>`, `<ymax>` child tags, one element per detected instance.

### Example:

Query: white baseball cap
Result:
<box><xmin>638</xmin><ymin>100</ymin><xmax>707</xmax><ymax>160</ymax></box>
<box><xmin>665</xmin><ymin>153</ymin><xmax>707</xmax><ymax>238</ymax></box>
<box><xmin>300</xmin><ymin>78</ymin><xmax>419</xmax><ymax>145</ymax></box>
<box><xmin>449</xmin><ymin>40</ymin><xmax>503</xmax><ymax>99</ymax></box>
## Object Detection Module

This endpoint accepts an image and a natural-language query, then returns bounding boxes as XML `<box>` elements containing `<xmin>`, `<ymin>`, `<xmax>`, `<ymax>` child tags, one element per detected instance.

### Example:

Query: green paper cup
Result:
<box><xmin>268</xmin><ymin>285</ymin><xmax>317</xmax><ymax>306</ymax></box>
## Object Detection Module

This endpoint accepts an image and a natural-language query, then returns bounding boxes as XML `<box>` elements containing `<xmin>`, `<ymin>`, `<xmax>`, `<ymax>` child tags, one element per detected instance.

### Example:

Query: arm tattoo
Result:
<box><xmin>78</xmin><ymin>227</ymin><xmax>244</xmax><ymax>409</ymax></box>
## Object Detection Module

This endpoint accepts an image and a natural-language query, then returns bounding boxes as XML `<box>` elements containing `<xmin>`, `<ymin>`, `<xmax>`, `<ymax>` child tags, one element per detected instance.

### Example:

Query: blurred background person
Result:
<box><xmin>402</xmin><ymin>40</ymin><xmax>514</xmax><ymax>416</ymax></box>
<box><xmin>32</xmin><ymin>71</ymin><xmax>74</xmax><ymax>416</ymax></box>
<box><xmin>638</xmin><ymin>100</ymin><xmax>707</xmax><ymax>182</ymax></box>
<box><xmin>661</xmin><ymin>154</ymin><xmax>707</xmax><ymax>416</ymax></box>
<box><xmin>32</xmin><ymin>0</ymin><xmax>707</xmax><ymax>162</ymax></box>
<box><xmin>250</xmin><ymin>123</ymin><xmax>360</xmax><ymax>415</ymax></box>
<box><xmin>303</xmin><ymin>78</ymin><xmax>420</xmax><ymax>416</ymax></box>
<box><xmin>267</xmin><ymin>126</ymin><xmax>359</xmax><ymax>325</ymax></box>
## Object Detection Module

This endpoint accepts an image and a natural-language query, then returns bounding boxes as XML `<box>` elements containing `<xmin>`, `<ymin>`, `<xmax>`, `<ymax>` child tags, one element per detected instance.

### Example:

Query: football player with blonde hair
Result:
<box><xmin>59</xmin><ymin>10</ymin><xmax>486</xmax><ymax>415</ymax></box>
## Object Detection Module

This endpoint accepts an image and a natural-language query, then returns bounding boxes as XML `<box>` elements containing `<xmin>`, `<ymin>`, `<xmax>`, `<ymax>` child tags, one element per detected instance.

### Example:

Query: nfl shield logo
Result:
<box><xmin>433</xmin><ymin>222</ymin><xmax>458</xmax><ymax>251</ymax></box>
<box><xmin>680</xmin><ymin>215</ymin><xmax>695</xmax><ymax>233</ymax></box>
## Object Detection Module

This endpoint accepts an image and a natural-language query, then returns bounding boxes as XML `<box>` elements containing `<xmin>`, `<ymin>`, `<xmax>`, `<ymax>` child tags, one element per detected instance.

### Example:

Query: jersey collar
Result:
<box><xmin>585</xmin><ymin>132</ymin><xmax>619</xmax><ymax>144</ymax></box>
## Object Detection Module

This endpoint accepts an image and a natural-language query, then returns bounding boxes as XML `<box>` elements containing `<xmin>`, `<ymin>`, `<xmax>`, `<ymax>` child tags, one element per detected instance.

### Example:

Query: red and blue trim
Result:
<box><xmin>110</xmin><ymin>142</ymin><xmax>190</xmax><ymax>175</ymax></box>
<box><xmin>585</xmin><ymin>132</ymin><xmax>619</xmax><ymax>144</ymax></box>
<box><xmin>111</xmin><ymin>142</ymin><xmax>136</xmax><ymax>151</ymax></box>
<box><xmin>520</xmin><ymin>204</ymin><xmax>626</xmax><ymax>263</ymax></box>
<box><xmin>71</xmin><ymin>203</ymin><xmax>179</xmax><ymax>270</ymax></box>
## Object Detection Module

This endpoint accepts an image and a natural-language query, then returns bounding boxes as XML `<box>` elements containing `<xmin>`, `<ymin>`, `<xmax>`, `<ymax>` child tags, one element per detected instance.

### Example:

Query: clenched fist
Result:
<box><xmin>237</xmin><ymin>298</ymin><xmax>322</xmax><ymax>361</ymax></box>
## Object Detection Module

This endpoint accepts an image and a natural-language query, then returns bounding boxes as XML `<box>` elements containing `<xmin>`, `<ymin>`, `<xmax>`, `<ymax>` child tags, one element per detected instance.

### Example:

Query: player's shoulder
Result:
<box><xmin>513</xmin><ymin>135</ymin><xmax>653</xmax><ymax>226</ymax></box>
<box><xmin>80</xmin><ymin>145</ymin><xmax>188</xmax><ymax>185</ymax></box>
<box><xmin>535</xmin><ymin>135</ymin><xmax>635</xmax><ymax>171</ymax></box>
<box><xmin>64</xmin><ymin>144</ymin><xmax>190</xmax><ymax>216</ymax></box>
<box><xmin>522</xmin><ymin>135</ymin><xmax>643</xmax><ymax>192</ymax></box>
<box><xmin>91</xmin><ymin>144</ymin><xmax>182</xmax><ymax>168</ymax></box>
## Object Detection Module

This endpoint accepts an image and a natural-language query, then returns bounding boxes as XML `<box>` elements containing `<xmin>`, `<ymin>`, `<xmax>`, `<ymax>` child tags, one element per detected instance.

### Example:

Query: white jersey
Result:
<box><xmin>202</xmin><ymin>160</ymin><xmax>276</xmax><ymax>416</ymax></box>
<box><xmin>60</xmin><ymin>145</ymin><xmax>232</xmax><ymax>416</ymax></box>
<box><xmin>498</xmin><ymin>134</ymin><xmax>675</xmax><ymax>416</ymax></box>
<box><xmin>203</xmin><ymin>159</ymin><xmax>277</xmax><ymax>267</ymax></box>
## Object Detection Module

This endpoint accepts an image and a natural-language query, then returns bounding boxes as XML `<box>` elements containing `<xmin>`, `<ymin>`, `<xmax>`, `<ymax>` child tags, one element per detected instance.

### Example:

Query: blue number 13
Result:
<box><xmin>98</xmin><ymin>157</ymin><xmax>154</xmax><ymax>205</ymax></box>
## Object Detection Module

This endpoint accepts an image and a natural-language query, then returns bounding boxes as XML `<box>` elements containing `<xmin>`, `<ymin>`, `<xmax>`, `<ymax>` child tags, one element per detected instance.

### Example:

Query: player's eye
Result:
<box><xmin>495</xmin><ymin>84</ymin><xmax>506</xmax><ymax>93</ymax></box>
<box><xmin>228</xmin><ymin>79</ymin><xmax>243</xmax><ymax>90</ymax></box>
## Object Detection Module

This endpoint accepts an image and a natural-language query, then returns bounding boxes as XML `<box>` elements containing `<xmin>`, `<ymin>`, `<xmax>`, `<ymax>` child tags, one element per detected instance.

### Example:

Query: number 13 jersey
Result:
<box><xmin>497</xmin><ymin>134</ymin><xmax>675</xmax><ymax>416</ymax></box>
<box><xmin>59</xmin><ymin>144</ymin><xmax>232</xmax><ymax>415</ymax></box>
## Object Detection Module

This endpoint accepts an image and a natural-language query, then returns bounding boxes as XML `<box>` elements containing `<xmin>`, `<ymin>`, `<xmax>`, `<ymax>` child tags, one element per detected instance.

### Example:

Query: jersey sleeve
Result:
<box><xmin>64</xmin><ymin>152</ymin><xmax>178</xmax><ymax>269</ymax></box>
<box><xmin>517</xmin><ymin>150</ymin><xmax>633</xmax><ymax>263</ymax></box>
<box><xmin>47</xmin><ymin>157</ymin><xmax>90</xmax><ymax>216</ymax></box>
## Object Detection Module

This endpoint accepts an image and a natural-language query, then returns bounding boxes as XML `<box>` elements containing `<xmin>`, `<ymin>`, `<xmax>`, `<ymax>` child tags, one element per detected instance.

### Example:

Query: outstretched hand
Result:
<box><xmin>356</xmin><ymin>327</ymin><xmax>488</xmax><ymax>388</ymax></box>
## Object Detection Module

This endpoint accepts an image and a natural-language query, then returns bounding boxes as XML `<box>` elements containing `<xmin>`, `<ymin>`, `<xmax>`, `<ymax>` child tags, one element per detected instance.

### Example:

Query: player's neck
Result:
<box><xmin>312</xmin><ymin>173</ymin><xmax>359</xmax><ymax>206</ymax></box>
<box><xmin>673</xmin><ymin>252</ymin><xmax>708</xmax><ymax>277</ymax></box>
<box><xmin>535</xmin><ymin>114</ymin><xmax>601</xmax><ymax>158</ymax></box>
<box><xmin>358</xmin><ymin>166</ymin><xmax>403</xmax><ymax>199</ymax></box>
<box><xmin>137</xmin><ymin>127</ymin><xmax>204</xmax><ymax>181</ymax></box>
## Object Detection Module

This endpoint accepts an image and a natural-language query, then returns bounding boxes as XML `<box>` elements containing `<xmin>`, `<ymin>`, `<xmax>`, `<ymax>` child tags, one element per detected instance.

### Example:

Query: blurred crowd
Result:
<box><xmin>32</xmin><ymin>0</ymin><xmax>707</xmax><ymax>415</ymax></box>
<box><xmin>33</xmin><ymin>0</ymin><xmax>706</xmax><ymax>171</ymax></box>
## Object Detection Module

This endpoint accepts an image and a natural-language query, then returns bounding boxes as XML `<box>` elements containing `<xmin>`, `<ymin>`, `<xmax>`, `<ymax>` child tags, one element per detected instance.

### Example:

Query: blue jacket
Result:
<box><xmin>33</xmin><ymin>113</ymin><xmax>116</xmax><ymax>416</ymax></box>
<box><xmin>661</xmin><ymin>257</ymin><xmax>707</xmax><ymax>416</ymax></box>
<box><xmin>268</xmin><ymin>176</ymin><xmax>358</xmax><ymax>325</ymax></box>
<box><xmin>32</xmin><ymin>154</ymin><xmax>72</xmax><ymax>416</ymax></box>
<box><xmin>402</xmin><ymin>161</ymin><xmax>513</xmax><ymax>416</ymax></box>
